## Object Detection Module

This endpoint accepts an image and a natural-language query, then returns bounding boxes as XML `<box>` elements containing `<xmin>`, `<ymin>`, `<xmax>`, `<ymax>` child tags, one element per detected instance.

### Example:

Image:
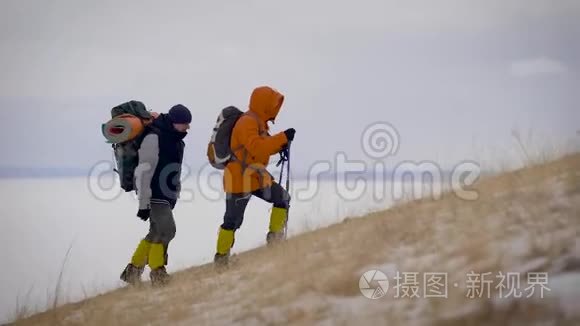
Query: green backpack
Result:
<box><xmin>104</xmin><ymin>101</ymin><xmax>153</xmax><ymax>192</ymax></box>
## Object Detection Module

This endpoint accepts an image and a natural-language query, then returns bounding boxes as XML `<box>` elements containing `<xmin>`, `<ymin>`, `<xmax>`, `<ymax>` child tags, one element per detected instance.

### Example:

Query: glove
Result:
<box><xmin>137</xmin><ymin>209</ymin><xmax>151</xmax><ymax>221</ymax></box>
<box><xmin>284</xmin><ymin>128</ymin><xmax>296</xmax><ymax>142</ymax></box>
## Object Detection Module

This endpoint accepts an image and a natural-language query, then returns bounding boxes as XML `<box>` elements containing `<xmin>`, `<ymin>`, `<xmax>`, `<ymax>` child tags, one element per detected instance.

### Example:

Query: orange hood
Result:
<box><xmin>249</xmin><ymin>86</ymin><xmax>285</xmax><ymax>123</ymax></box>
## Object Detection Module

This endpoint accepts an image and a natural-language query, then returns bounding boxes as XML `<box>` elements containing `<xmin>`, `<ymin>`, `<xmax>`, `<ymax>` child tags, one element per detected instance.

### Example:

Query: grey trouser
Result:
<box><xmin>145</xmin><ymin>202</ymin><xmax>176</xmax><ymax>245</ymax></box>
<box><xmin>144</xmin><ymin>202</ymin><xmax>175</xmax><ymax>266</ymax></box>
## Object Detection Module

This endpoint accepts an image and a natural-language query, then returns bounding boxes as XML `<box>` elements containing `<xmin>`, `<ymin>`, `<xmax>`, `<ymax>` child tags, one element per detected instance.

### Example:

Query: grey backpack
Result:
<box><xmin>104</xmin><ymin>100</ymin><xmax>153</xmax><ymax>192</ymax></box>
<box><xmin>207</xmin><ymin>106</ymin><xmax>244</xmax><ymax>169</ymax></box>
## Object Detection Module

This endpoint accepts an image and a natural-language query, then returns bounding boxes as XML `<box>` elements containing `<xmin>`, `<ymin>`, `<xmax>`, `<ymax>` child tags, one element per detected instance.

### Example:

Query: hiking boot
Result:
<box><xmin>120</xmin><ymin>263</ymin><xmax>144</xmax><ymax>285</ymax></box>
<box><xmin>266</xmin><ymin>231</ymin><xmax>285</xmax><ymax>245</ymax></box>
<box><xmin>150</xmin><ymin>266</ymin><xmax>171</xmax><ymax>286</ymax></box>
<box><xmin>214</xmin><ymin>253</ymin><xmax>230</xmax><ymax>267</ymax></box>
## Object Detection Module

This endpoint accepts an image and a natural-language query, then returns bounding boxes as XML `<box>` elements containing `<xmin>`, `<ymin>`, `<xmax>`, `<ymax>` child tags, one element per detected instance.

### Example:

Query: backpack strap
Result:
<box><xmin>230</xmin><ymin>112</ymin><xmax>269</xmax><ymax>186</ymax></box>
<box><xmin>245</xmin><ymin>111</ymin><xmax>267</xmax><ymax>135</ymax></box>
<box><xmin>230</xmin><ymin>111</ymin><xmax>264</xmax><ymax>165</ymax></box>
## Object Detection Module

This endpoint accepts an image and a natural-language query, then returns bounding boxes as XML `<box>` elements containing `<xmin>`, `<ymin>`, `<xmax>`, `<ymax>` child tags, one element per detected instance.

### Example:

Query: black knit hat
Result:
<box><xmin>168</xmin><ymin>104</ymin><xmax>192</xmax><ymax>124</ymax></box>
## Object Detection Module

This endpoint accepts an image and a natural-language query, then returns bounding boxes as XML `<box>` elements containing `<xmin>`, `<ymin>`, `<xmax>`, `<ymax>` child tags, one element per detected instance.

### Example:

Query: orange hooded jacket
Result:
<box><xmin>223</xmin><ymin>86</ymin><xmax>289</xmax><ymax>194</ymax></box>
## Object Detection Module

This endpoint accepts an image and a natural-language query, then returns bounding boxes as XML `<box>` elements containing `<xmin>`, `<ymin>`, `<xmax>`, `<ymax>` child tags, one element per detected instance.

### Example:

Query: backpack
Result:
<box><xmin>207</xmin><ymin>106</ymin><xmax>244</xmax><ymax>169</ymax></box>
<box><xmin>102</xmin><ymin>101</ymin><xmax>155</xmax><ymax>192</ymax></box>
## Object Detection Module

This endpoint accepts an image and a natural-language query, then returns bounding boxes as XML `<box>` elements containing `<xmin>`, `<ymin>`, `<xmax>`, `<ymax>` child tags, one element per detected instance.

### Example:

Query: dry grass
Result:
<box><xmin>10</xmin><ymin>153</ymin><xmax>580</xmax><ymax>326</ymax></box>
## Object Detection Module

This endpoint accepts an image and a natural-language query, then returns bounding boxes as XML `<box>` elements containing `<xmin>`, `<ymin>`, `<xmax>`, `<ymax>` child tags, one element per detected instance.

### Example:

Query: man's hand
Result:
<box><xmin>284</xmin><ymin>128</ymin><xmax>296</xmax><ymax>142</ymax></box>
<box><xmin>137</xmin><ymin>209</ymin><xmax>151</xmax><ymax>221</ymax></box>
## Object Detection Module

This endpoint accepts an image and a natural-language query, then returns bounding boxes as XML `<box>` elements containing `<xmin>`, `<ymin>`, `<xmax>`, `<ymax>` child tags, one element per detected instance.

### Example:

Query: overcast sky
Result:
<box><xmin>0</xmin><ymin>0</ymin><xmax>578</xmax><ymax>174</ymax></box>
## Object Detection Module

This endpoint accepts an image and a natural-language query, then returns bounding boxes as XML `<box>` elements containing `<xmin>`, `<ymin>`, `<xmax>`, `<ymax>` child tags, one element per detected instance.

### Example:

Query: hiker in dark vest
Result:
<box><xmin>120</xmin><ymin>104</ymin><xmax>192</xmax><ymax>285</ymax></box>
<box><xmin>215</xmin><ymin>86</ymin><xmax>296</xmax><ymax>266</ymax></box>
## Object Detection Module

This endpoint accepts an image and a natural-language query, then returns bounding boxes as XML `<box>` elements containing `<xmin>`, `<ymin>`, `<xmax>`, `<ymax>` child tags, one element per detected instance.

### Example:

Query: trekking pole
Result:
<box><xmin>284</xmin><ymin>141</ymin><xmax>292</xmax><ymax>239</ymax></box>
<box><xmin>285</xmin><ymin>141</ymin><xmax>291</xmax><ymax>191</ymax></box>
<box><xmin>276</xmin><ymin>141</ymin><xmax>292</xmax><ymax>240</ymax></box>
<box><xmin>278</xmin><ymin>152</ymin><xmax>286</xmax><ymax>184</ymax></box>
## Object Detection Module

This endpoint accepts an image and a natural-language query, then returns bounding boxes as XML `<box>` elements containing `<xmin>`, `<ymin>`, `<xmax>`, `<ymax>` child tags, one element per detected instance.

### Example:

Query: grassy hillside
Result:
<box><xmin>12</xmin><ymin>153</ymin><xmax>580</xmax><ymax>326</ymax></box>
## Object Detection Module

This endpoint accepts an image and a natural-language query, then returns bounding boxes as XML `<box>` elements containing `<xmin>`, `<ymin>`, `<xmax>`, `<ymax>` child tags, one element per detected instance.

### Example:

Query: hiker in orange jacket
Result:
<box><xmin>215</xmin><ymin>86</ymin><xmax>295</xmax><ymax>265</ymax></box>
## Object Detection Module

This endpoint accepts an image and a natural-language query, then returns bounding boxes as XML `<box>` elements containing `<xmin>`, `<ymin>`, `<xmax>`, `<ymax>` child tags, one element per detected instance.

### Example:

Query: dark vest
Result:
<box><xmin>147</xmin><ymin>114</ymin><xmax>186</xmax><ymax>205</ymax></box>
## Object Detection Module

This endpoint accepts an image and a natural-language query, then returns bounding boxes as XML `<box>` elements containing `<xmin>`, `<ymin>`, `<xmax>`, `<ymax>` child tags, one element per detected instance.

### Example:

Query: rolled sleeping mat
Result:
<box><xmin>102</xmin><ymin>114</ymin><xmax>145</xmax><ymax>144</ymax></box>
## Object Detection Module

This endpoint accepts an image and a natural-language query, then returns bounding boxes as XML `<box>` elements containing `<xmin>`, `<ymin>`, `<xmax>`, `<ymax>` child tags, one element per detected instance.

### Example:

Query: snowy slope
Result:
<box><xmin>10</xmin><ymin>153</ymin><xmax>580</xmax><ymax>326</ymax></box>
